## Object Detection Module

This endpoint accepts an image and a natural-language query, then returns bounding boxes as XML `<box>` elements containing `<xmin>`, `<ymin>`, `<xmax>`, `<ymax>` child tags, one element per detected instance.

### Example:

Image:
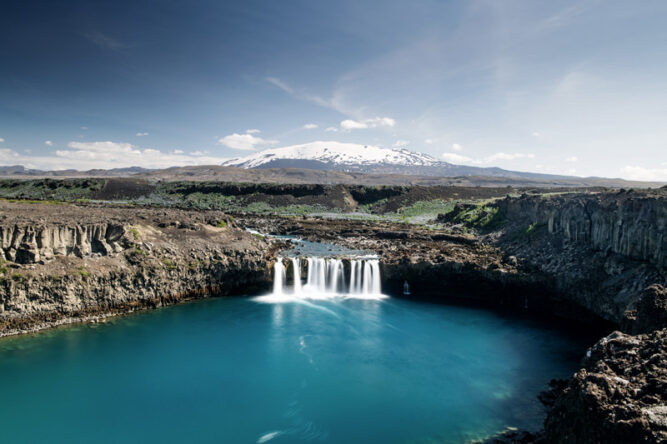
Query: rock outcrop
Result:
<box><xmin>544</xmin><ymin>329</ymin><xmax>667</xmax><ymax>443</ymax></box>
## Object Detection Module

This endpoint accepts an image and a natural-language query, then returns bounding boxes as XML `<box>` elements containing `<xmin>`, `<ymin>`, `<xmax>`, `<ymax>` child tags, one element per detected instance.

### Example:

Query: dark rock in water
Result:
<box><xmin>544</xmin><ymin>329</ymin><xmax>667</xmax><ymax>443</ymax></box>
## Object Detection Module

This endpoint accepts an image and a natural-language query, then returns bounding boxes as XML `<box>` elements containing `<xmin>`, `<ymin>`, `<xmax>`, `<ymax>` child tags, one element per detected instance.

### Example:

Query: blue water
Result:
<box><xmin>0</xmin><ymin>296</ymin><xmax>589</xmax><ymax>443</ymax></box>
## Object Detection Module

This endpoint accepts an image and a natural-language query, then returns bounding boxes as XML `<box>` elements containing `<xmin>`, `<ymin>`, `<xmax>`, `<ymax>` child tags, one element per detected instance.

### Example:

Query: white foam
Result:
<box><xmin>257</xmin><ymin>431</ymin><xmax>282</xmax><ymax>443</ymax></box>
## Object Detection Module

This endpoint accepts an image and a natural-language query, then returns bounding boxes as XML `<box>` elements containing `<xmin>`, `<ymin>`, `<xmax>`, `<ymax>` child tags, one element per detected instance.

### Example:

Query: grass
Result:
<box><xmin>77</xmin><ymin>266</ymin><xmax>91</xmax><ymax>281</ymax></box>
<box><xmin>444</xmin><ymin>200</ymin><xmax>506</xmax><ymax>231</ymax></box>
<box><xmin>127</xmin><ymin>247</ymin><xmax>148</xmax><ymax>258</ymax></box>
<box><xmin>162</xmin><ymin>258</ymin><xmax>177</xmax><ymax>270</ymax></box>
<box><xmin>128</xmin><ymin>227</ymin><xmax>141</xmax><ymax>240</ymax></box>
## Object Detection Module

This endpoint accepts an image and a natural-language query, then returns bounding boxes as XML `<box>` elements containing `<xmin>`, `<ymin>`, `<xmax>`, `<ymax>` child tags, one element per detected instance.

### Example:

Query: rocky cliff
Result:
<box><xmin>495</xmin><ymin>189</ymin><xmax>665</xmax><ymax>268</ymax></box>
<box><xmin>0</xmin><ymin>202</ymin><xmax>274</xmax><ymax>336</ymax></box>
<box><xmin>444</xmin><ymin>189</ymin><xmax>667</xmax><ymax>326</ymax></box>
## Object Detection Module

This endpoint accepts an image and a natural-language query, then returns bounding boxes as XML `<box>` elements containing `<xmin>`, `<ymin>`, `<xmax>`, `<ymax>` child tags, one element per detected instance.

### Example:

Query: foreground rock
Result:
<box><xmin>0</xmin><ymin>201</ymin><xmax>274</xmax><ymax>336</ymax></box>
<box><xmin>544</xmin><ymin>329</ymin><xmax>667</xmax><ymax>443</ymax></box>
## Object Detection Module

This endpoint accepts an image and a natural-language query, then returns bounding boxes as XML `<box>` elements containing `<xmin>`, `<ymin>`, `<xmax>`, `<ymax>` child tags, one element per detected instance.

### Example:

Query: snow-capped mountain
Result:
<box><xmin>222</xmin><ymin>141</ymin><xmax>562</xmax><ymax>179</ymax></box>
<box><xmin>223</xmin><ymin>141</ymin><xmax>437</xmax><ymax>169</ymax></box>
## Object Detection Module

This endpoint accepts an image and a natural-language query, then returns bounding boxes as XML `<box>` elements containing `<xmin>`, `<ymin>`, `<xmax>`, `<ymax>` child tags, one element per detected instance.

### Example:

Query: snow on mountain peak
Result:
<box><xmin>222</xmin><ymin>141</ymin><xmax>438</xmax><ymax>168</ymax></box>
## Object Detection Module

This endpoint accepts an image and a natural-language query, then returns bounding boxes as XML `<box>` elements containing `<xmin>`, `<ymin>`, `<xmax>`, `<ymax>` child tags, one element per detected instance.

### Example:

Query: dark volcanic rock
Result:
<box><xmin>544</xmin><ymin>329</ymin><xmax>667</xmax><ymax>444</ymax></box>
<box><xmin>629</xmin><ymin>284</ymin><xmax>667</xmax><ymax>334</ymax></box>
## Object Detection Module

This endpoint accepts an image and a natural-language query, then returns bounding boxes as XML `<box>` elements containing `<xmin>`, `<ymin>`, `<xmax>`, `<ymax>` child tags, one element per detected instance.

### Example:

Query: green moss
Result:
<box><xmin>127</xmin><ymin>247</ymin><xmax>147</xmax><ymax>258</ymax></box>
<box><xmin>162</xmin><ymin>258</ymin><xmax>177</xmax><ymax>270</ymax></box>
<box><xmin>77</xmin><ymin>266</ymin><xmax>91</xmax><ymax>281</ymax></box>
<box><xmin>216</xmin><ymin>219</ymin><xmax>227</xmax><ymax>229</ymax></box>
<box><xmin>11</xmin><ymin>272</ymin><xmax>26</xmax><ymax>282</ymax></box>
<box><xmin>128</xmin><ymin>228</ymin><xmax>141</xmax><ymax>240</ymax></box>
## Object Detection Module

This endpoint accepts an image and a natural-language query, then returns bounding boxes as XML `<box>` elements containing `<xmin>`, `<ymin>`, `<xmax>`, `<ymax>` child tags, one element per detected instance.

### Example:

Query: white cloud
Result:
<box><xmin>485</xmin><ymin>152</ymin><xmax>535</xmax><ymax>162</ymax></box>
<box><xmin>532</xmin><ymin>132</ymin><xmax>541</xmax><ymax>137</ymax></box>
<box><xmin>85</xmin><ymin>32</ymin><xmax>125</xmax><ymax>51</ymax></box>
<box><xmin>81</xmin><ymin>126</ymin><xmax>88</xmax><ymax>130</ymax></box>
<box><xmin>340</xmin><ymin>120</ymin><xmax>369</xmax><ymax>130</ymax></box>
<box><xmin>136</xmin><ymin>132</ymin><xmax>149</xmax><ymax>137</ymax></box>
<box><xmin>0</xmin><ymin>148</ymin><xmax>19</xmax><ymax>159</ymax></box>
<box><xmin>424</xmin><ymin>139</ymin><xmax>434</xmax><ymax>144</ymax></box>
<box><xmin>621</xmin><ymin>166</ymin><xmax>667</xmax><ymax>182</ymax></box>
<box><xmin>44</xmin><ymin>140</ymin><xmax>53</xmax><ymax>146</ymax></box>
<box><xmin>0</xmin><ymin>141</ymin><xmax>230</xmax><ymax>170</ymax></box>
<box><xmin>0</xmin><ymin>138</ymin><xmax>4</xmax><ymax>143</ymax></box>
<box><xmin>217</xmin><ymin>133</ymin><xmax>277</xmax><ymax>151</ymax></box>
<box><xmin>246</xmin><ymin>129</ymin><xmax>261</xmax><ymax>134</ymax></box>
<box><xmin>451</xmin><ymin>143</ymin><xmax>463</xmax><ymax>151</ymax></box>
<box><xmin>442</xmin><ymin>151</ymin><xmax>535</xmax><ymax>165</ymax></box>
<box><xmin>340</xmin><ymin>117</ymin><xmax>395</xmax><ymax>130</ymax></box>
<box><xmin>442</xmin><ymin>153</ymin><xmax>474</xmax><ymax>164</ymax></box>
<box><xmin>266</xmin><ymin>77</ymin><xmax>294</xmax><ymax>94</ymax></box>
<box><xmin>265</xmin><ymin>77</ymin><xmax>333</xmax><ymax>111</ymax></box>
<box><xmin>392</xmin><ymin>140</ymin><xmax>410</xmax><ymax>148</ymax></box>
<box><xmin>565</xmin><ymin>156</ymin><xmax>578</xmax><ymax>162</ymax></box>
<box><xmin>566</xmin><ymin>169</ymin><xmax>577</xmax><ymax>175</ymax></box>
<box><xmin>324</xmin><ymin>127</ymin><xmax>339</xmax><ymax>132</ymax></box>
<box><xmin>303</xmin><ymin>123</ymin><xmax>318</xmax><ymax>129</ymax></box>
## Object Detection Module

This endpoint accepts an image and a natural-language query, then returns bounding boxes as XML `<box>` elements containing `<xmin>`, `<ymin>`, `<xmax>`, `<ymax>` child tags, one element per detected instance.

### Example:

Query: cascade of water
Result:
<box><xmin>362</xmin><ymin>260</ymin><xmax>372</xmax><ymax>294</ymax></box>
<box><xmin>355</xmin><ymin>260</ymin><xmax>363</xmax><ymax>293</ymax></box>
<box><xmin>349</xmin><ymin>260</ymin><xmax>358</xmax><ymax>294</ymax></box>
<box><xmin>272</xmin><ymin>256</ymin><xmax>383</xmax><ymax>297</ymax></box>
<box><xmin>273</xmin><ymin>258</ymin><xmax>285</xmax><ymax>295</ymax></box>
<box><xmin>291</xmin><ymin>258</ymin><xmax>302</xmax><ymax>295</ymax></box>
<box><xmin>336</xmin><ymin>260</ymin><xmax>346</xmax><ymax>293</ymax></box>
<box><xmin>370</xmin><ymin>259</ymin><xmax>381</xmax><ymax>294</ymax></box>
<box><xmin>317</xmin><ymin>258</ymin><xmax>326</xmax><ymax>292</ymax></box>
<box><xmin>307</xmin><ymin>258</ymin><xmax>316</xmax><ymax>290</ymax></box>
<box><xmin>327</xmin><ymin>259</ymin><xmax>343</xmax><ymax>293</ymax></box>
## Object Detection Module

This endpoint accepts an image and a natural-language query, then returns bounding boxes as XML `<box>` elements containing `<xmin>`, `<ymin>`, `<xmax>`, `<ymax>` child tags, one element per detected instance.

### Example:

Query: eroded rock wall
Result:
<box><xmin>496</xmin><ymin>190</ymin><xmax>665</xmax><ymax>268</ymax></box>
<box><xmin>0</xmin><ymin>223</ymin><xmax>128</xmax><ymax>263</ymax></box>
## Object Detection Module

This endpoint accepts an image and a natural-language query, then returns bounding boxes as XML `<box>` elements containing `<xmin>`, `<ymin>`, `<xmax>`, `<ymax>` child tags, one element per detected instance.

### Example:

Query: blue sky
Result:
<box><xmin>1</xmin><ymin>0</ymin><xmax>666</xmax><ymax>180</ymax></box>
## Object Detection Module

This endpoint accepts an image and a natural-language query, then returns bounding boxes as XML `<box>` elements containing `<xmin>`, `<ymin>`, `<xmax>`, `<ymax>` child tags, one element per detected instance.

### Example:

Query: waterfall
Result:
<box><xmin>327</xmin><ymin>259</ymin><xmax>344</xmax><ymax>293</ymax></box>
<box><xmin>272</xmin><ymin>256</ymin><xmax>383</xmax><ymax>298</ymax></box>
<box><xmin>273</xmin><ymin>258</ymin><xmax>286</xmax><ymax>295</ymax></box>
<box><xmin>369</xmin><ymin>260</ymin><xmax>381</xmax><ymax>294</ymax></box>
<box><xmin>291</xmin><ymin>258</ymin><xmax>302</xmax><ymax>294</ymax></box>
<box><xmin>349</xmin><ymin>260</ymin><xmax>363</xmax><ymax>294</ymax></box>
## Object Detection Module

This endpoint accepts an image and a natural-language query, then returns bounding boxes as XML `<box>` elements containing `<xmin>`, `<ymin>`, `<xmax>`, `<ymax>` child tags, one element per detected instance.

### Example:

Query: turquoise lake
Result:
<box><xmin>0</xmin><ymin>296</ymin><xmax>590</xmax><ymax>443</ymax></box>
